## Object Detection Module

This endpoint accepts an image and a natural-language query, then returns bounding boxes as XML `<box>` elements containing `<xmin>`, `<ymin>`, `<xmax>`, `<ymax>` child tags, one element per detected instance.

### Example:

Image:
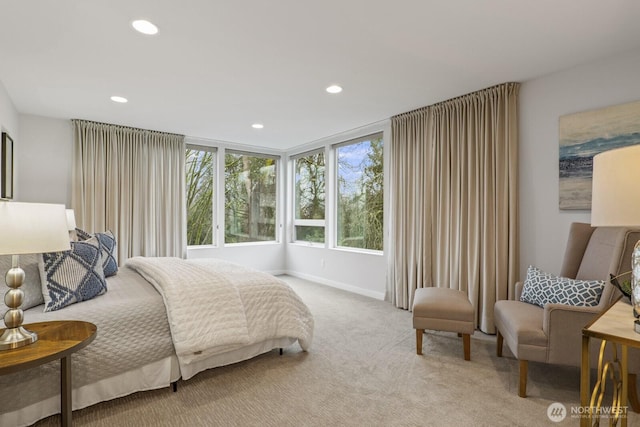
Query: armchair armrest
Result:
<box><xmin>543</xmin><ymin>303</ymin><xmax>602</xmax><ymax>336</ymax></box>
<box><xmin>513</xmin><ymin>281</ymin><xmax>523</xmax><ymax>301</ymax></box>
<box><xmin>543</xmin><ymin>303</ymin><xmax>603</xmax><ymax>366</ymax></box>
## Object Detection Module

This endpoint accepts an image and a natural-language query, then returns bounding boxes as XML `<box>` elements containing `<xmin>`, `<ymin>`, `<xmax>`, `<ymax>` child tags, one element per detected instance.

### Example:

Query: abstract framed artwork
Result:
<box><xmin>1</xmin><ymin>131</ymin><xmax>13</xmax><ymax>200</ymax></box>
<box><xmin>559</xmin><ymin>100</ymin><xmax>640</xmax><ymax>210</ymax></box>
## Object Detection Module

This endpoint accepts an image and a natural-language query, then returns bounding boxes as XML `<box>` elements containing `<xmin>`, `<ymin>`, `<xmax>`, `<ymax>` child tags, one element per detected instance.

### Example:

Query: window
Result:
<box><xmin>225</xmin><ymin>151</ymin><xmax>278</xmax><ymax>243</ymax></box>
<box><xmin>336</xmin><ymin>134</ymin><xmax>383</xmax><ymax>251</ymax></box>
<box><xmin>186</xmin><ymin>146</ymin><xmax>215</xmax><ymax>246</ymax></box>
<box><xmin>293</xmin><ymin>150</ymin><xmax>325</xmax><ymax>243</ymax></box>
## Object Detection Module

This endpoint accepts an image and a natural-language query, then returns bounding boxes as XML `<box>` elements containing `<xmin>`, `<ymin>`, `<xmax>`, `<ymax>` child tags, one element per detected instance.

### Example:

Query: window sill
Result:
<box><xmin>289</xmin><ymin>241</ymin><xmax>326</xmax><ymax>248</ymax></box>
<box><xmin>331</xmin><ymin>246</ymin><xmax>384</xmax><ymax>256</ymax></box>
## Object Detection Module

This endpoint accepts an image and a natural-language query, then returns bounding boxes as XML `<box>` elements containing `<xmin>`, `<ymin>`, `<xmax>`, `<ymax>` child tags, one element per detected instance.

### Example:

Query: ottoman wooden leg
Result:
<box><xmin>416</xmin><ymin>329</ymin><xmax>423</xmax><ymax>355</ymax></box>
<box><xmin>463</xmin><ymin>333</ymin><xmax>470</xmax><ymax>361</ymax></box>
<box><xmin>496</xmin><ymin>330</ymin><xmax>503</xmax><ymax>357</ymax></box>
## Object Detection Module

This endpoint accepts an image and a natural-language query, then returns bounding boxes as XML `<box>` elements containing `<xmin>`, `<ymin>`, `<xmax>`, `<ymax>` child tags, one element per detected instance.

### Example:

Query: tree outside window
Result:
<box><xmin>336</xmin><ymin>135</ymin><xmax>383</xmax><ymax>251</ymax></box>
<box><xmin>294</xmin><ymin>151</ymin><xmax>325</xmax><ymax>243</ymax></box>
<box><xmin>225</xmin><ymin>152</ymin><xmax>277</xmax><ymax>243</ymax></box>
<box><xmin>186</xmin><ymin>147</ymin><xmax>214</xmax><ymax>246</ymax></box>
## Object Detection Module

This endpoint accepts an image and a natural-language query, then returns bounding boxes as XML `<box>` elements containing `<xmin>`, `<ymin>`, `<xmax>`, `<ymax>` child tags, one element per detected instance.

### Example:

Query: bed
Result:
<box><xmin>0</xmin><ymin>256</ymin><xmax>314</xmax><ymax>427</ymax></box>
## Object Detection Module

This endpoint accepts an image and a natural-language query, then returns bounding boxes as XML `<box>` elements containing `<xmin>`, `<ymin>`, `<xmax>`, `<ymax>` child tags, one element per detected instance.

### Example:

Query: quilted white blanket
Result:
<box><xmin>125</xmin><ymin>257</ymin><xmax>313</xmax><ymax>372</ymax></box>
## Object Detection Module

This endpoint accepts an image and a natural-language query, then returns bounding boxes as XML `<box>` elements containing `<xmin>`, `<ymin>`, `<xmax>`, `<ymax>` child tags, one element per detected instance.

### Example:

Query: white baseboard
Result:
<box><xmin>266</xmin><ymin>269</ymin><xmax>287</xmax><ymax>276</ymax></box>
<box><xmin>282</xmin><ymin>270</ymin><xmax>386</xmax><ymax>301</ymax></box>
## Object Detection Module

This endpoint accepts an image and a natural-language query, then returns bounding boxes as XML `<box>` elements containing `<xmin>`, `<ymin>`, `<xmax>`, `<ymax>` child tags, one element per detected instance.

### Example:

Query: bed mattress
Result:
<box><xmin>0</xmin><ymin>266</ymin><xmax>176</xmax><ymax>426</ymax></box>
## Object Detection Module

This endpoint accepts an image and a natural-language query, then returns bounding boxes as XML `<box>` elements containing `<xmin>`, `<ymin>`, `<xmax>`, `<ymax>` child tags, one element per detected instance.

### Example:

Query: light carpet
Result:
<box><xmin>35</xmin><ymin>275</ymin><xmax>639</xmax><ymax>426</ymax></box>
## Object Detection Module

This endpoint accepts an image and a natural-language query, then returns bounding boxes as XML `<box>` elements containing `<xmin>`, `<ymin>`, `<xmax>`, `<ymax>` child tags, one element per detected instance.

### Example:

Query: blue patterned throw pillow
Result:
<box><xmin>75</xmin><ymin>228</ymin><xmax>118</xmax><ymax>277</ymax></box>
<box><xmin>520</xmin><ymin>266</ymin><xmax>547</xmax><ymax>306</ymax></box>
<box><xmin>544</xmin><ymin>277</ymin><xmax>605</xmax><ymax>307</ymax></box>
<box><xmin>520</xmin><ymin>265</ymin><xmax>605</xmax><ymax>308</ymax></box>
<box><xmin>40</xmin><ymin>236</ymin><xmax>107</xmax><ymax>312</ymax></box>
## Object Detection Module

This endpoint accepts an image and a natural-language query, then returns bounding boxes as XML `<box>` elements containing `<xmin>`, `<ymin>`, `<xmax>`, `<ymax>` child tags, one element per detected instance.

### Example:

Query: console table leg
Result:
<box><xmin>622</xmin><ymin>345</ymin><xmax>628</xmax><ymax>427</ymax></box>
<box><xmin>61</xmin><ymin>356</ymin><xmax>72</xmax><ymax>427</ymax></box>
<box><xmin>580</xmin><ymin>335</ymin><xmax>590</xmax><ymax>427</ymax></box>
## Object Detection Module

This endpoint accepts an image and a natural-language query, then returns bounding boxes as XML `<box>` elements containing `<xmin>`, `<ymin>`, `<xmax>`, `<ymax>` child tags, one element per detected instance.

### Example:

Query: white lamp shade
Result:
<box><xmin>0</xmin><ymin>202</ymin><xmax>71</xmax><ymax>255</ymax></box>
<box><xmin>591</xmin><ymin>144</ymin><xmax>640</xmax><ymax>227</ymax></box>
<box><xmin>66</xmin><ymin>209</ymin><xmax>77</xmax><ymax>230</ymax></box>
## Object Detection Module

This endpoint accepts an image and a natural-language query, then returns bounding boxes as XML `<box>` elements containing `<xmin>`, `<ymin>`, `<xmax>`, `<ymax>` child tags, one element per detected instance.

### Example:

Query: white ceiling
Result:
<box><xmin>1</xmin><ymin>1</ymin><xmax>640</xmax><ymax>151</ymax></box>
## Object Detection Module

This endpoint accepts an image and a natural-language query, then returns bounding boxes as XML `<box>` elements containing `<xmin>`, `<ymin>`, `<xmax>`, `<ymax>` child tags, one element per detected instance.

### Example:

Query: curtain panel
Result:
<box><xmin>72</xmin><ymin>119</ymin><xmax>186</xmax><ymax>263</ymax></box>
<box><xmin>387</xmin><ymin>83</ymin><xmax>519</xmax><ymax>334</ymax></box>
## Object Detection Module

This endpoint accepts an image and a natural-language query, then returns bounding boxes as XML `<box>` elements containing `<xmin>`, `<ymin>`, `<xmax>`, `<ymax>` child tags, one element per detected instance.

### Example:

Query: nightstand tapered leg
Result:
<box><xmin>61</xmin><ymin>356</ymin><xmax>72</xmax><ymax>427</ymax></box>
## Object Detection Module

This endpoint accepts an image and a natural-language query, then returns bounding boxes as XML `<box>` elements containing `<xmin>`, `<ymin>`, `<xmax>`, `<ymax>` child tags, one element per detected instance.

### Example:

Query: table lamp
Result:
<box><xmin>66</xmin><ymin>208</ymin><xmax>77</xmax><ymax>240</ymax></box>
<box><xmin>0</xmin><ymin>202</ymin><xmax>71</xmax><ymax>349</ymax></box>
<box><xmin>591</xmin><ymin>144</ymin><xmax>640</xmax><ymax>334</ymax></box>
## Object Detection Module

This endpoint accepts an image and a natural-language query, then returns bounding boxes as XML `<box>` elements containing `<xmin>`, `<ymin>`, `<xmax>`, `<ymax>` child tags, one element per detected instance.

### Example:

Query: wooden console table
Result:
<box><xmin>581</xmin><ymin>300</ymin><xmax>640</xmax><ymax>427</ymax></box>
<box><xmin>0</xmin><ymin>321</ymin><xmax>97</xmax><ymax>426</ymax></box>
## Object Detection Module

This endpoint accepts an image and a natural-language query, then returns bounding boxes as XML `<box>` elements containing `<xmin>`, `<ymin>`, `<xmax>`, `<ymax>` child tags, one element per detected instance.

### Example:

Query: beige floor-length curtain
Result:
<box><xmin>72</xmin><ymin>119</ymin><xmax>186</xmax><ymax>263</ymax></box>
<box><xmin>387</xmin><ymin>83</ymin><xmax>519</xmax><ymax>333</ymax></box>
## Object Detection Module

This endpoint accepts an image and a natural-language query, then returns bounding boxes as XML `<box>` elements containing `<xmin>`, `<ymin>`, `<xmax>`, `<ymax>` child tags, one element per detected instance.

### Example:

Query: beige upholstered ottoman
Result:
<box><xmin>412</xmin><ymin>287</ymin><xmax>475</xmax><ymax>361</ymax></box>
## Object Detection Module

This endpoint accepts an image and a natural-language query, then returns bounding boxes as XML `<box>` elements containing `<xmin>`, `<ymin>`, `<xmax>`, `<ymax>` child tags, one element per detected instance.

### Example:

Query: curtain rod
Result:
<box><xmin>392</xmin><ymin>82</ymin><xmax>520</xmax><ymax>120</ymax></box>
<box><xmin>71</xmin><ymin>118</ymin><xmax>185</xmax><ymax>138</ymax></box>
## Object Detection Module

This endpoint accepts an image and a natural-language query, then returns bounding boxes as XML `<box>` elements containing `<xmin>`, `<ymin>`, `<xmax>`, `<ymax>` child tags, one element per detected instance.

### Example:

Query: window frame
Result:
<box><xmin>291</xmin><ymin>148</ymin><xmax>326</xmax><ymax>245</ymax></box>
<box><xmin>332</xmin><ymin>132</ymin><xmax>384</xmax><ymax>254</ymax></box>
<box><xmin>185</xmin><ymin>144</ymin><xmax>217</xmax><ymax>248</ymax></box>
<box><xmin>223</xmin><ymin>149</ymin><xmax>280</xmax><ymax>245</ymax></box>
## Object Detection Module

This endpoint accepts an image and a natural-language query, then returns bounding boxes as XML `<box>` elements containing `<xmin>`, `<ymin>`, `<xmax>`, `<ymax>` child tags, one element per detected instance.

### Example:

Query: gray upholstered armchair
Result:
<box><xmin>494</xmin><ymin>222</ymin><xmax>640</xmax><ymax>409</ymax></box>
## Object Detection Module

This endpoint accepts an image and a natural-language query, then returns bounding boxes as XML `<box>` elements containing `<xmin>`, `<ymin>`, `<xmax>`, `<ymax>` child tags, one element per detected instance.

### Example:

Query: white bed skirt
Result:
<box><xmin>2</xmin><ymin>355</ymin><xmax>180</xmax><ymax>427</ymax></box>
<box><xmin>180</xmin><ymin>337</ymin><xmax>297</xmax><ymax>380</ymax></box>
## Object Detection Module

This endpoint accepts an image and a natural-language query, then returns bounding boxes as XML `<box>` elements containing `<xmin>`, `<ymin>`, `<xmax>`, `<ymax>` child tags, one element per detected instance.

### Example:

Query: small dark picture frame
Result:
<box><xmin>1</xmin><ymin>131</ymin><xmax>14</xmax><ymax>200</ymax></box>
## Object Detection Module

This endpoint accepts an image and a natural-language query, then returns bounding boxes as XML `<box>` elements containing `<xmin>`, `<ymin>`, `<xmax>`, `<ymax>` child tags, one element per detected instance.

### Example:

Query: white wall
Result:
<box><xmin>286</xmin><ymin>245</ymin><xmax>385</xmax><ymax>299</ymax></box>
<box><xmin>0</xmin><ymin>82</ymin><xmax>18</xmax><ymax>137</ymax></box>
<box><xmin>16</xmin><ymin>114</ymin><xmax>73</xmax><ymax>205</ymax></box>
<box><xmin>519</xmin><ymin>47</ymin><xmax>640</xmax><ymax>278</ymax></box>
<box><xmin>189</xmin><ymin>244</ymin><xmax>286</xmax><ymax>273</ymax></box>
<box><xmin>0</xmin><ymin>81</ymin><xmax>19</xmax><ymax>198</ymax></box>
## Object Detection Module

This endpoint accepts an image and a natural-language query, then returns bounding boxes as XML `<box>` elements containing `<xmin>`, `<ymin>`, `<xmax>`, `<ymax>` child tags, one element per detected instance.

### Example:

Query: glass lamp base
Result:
<box><xmin>0</xmin><ymin>326</ymin><xmax>38</xmax><ymax>350</ymax></box>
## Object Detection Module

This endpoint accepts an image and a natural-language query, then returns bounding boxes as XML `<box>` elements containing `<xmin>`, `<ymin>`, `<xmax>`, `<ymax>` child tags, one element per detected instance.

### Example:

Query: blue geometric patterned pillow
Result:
<box><xmin>520</xmin><ymin>266</ymin><xmax>546</xmax><ymax>306</ymax></box>
<box><xmin>520</xmin><ymin>265</ymin><xmax>605</xmax><ymax>308</ymax></box>
<box><xmin>75</xmin><ymin>228</ymin><xmax>118</xmax><ymax>277</ymax></box>
<box><xmin>75</xmin><ymin>227</ymin><xmax>91</xmax><ymax>241</ymax></box>
<box><xmin>544</xmin><ymin>277</ymin><xmax>605</xmax><ymax>307</ymax></box>
<box><xmin>40</xmin><ymin>236</ymin><xmax>107</xmax><ymax>312</ymax></box>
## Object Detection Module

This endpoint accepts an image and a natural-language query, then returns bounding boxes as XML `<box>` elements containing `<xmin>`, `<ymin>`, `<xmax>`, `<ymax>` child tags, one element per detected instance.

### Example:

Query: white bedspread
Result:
<box><xmin>126</xmin><ymin>257</ymin><xmax>313</xmax><ymax>377</ymax></box>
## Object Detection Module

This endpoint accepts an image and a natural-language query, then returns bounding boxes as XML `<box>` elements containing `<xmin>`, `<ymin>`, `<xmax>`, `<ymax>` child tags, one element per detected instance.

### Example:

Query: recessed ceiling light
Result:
<box><xmin>252</xmin><ymin>123</ymin><xmax>264</xmax><ymax>129</ymax></box>
<box><xmin>326</xmin><ymin>85</ymin><xmax>343</xmax><ymax>94</ymax></box>
<box><xmin>110</xmin><ymin>96</ymin><xmax>128</xmax><ymax>103</ymax></box>
<box><xmin>132</xmin><ymin>19</ymin><xmax>158</xmax><ymax>35</ymax></box>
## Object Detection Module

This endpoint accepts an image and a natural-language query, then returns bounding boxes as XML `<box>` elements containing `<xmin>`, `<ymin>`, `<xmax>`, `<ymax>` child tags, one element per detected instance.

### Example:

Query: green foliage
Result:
<box><xmin>295</xmin><ymin>152</ymin><xmax>325</xmax><ymax>220</ymax></box>
<box><xmin>295</xmin><ymin>225</ymin><xmax>325</xmax><ymax>243</ymax></box>
<box><xmin>336</xmin><ymin>136</ymin><xmax>384</xmax><ymax>251</ymax></box>
<box><xmin>224</xmin><ymin>153</ymin><xmax>277</xmax><ymax>243</ymax></box>
<box><xmin>186</xmin><ymin>148</ymin><xmax>214</xmax><ymax>246</ymax></box>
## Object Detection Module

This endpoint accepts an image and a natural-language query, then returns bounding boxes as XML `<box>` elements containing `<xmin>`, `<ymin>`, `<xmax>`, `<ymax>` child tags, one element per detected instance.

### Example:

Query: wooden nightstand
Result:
<box><xmin>0</xmin><ymin>321</ymin><xmax>97</xmax><ymax>426</ymax></box>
